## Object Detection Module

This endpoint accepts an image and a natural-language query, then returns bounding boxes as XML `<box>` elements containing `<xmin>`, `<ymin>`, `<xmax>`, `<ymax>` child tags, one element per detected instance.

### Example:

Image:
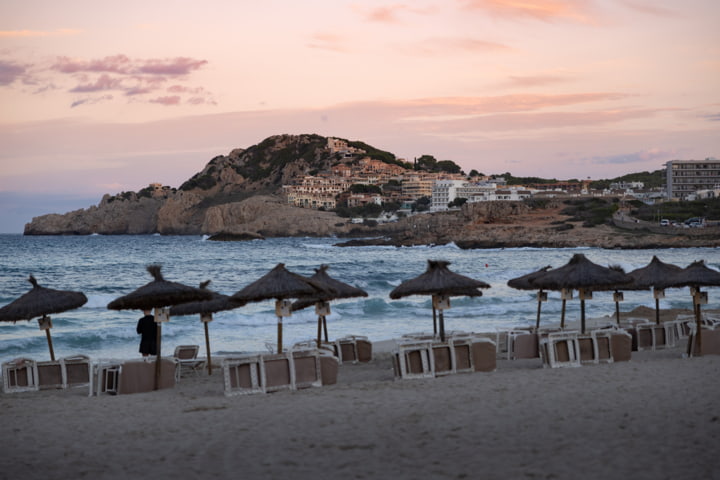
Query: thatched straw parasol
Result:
<box><xmin>626</xmin><ymin>256</ymin><xmax>684</xmax><ymax>325</ymax></box>
<box><xmin>107</xmin><ymin>265</ymin><xmax>212</xmax><ymax>389</ymax></box>
<box><xmin>664</xmin><ymin>260</ymin><xmax>720</xmax><ymax>356</ymax></box>
<box><xmin>528</xmin><ymin>254</ymin><xmax>633</xmax><ymax>333</ymax></box>
<box><xmin>507</xmin><ymin>266</ymin><xmax>552</xmax><ymax>328</ymax></box>
<box><xmin>389</xmin><ymin>260</ymin><xmax>490</xmax><ymax>341</ymax></box>
<box><xmin>231</xmin><ymin>263</ymin><xmax>326</xmax><ymax>353</ymax></box>
<box><xmin>169</xmin><ymin>281</ymin><xmax>245</xmax><ymax>375</ymax></box>
<box><xmin>290</xmin><ymin>265</ymin><xmax>368</xmax><ymax>347</ymax></box>
<box><xmin>0</xmin><ymin>275</ymin><xmax>87</xmax><ymax>361</ymax></box>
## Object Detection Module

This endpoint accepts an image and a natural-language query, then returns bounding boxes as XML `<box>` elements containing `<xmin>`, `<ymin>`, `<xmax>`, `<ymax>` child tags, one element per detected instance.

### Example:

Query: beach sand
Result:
<box><xmin>2</xmin><ymin>331</ymin><xmax>719</xmax><ymax>480</ymax></box>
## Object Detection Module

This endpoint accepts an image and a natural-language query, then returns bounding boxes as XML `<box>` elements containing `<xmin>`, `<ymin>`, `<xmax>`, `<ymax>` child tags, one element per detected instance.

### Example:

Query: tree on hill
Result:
<box><xmin>414</xmin><ymin>155</ymin><xmax>464</xmax><ymax>174</ymax></box>
<box><xmin>349</xmin><ymin>184</ymin><xmax>382</xmax><ymax>194</ymax></box>
<box><xmin>344</xmin><ymin>139</ymin><xmax>411</xmax><ymax>168</ymax></box>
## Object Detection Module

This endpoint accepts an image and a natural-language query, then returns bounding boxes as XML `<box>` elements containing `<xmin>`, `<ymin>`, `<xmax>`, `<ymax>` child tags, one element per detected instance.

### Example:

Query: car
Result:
<box><xmin>660</xmin><ymin>219</ymin><xmax>670</xmax><ymax>226</ymax></box>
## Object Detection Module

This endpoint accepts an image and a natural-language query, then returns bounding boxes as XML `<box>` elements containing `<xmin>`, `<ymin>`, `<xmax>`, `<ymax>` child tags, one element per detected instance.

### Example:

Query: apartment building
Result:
<box><xmin>666</xmin><ymin>159</ymin><xmax>720</xmax><ymax>199</ymax></box>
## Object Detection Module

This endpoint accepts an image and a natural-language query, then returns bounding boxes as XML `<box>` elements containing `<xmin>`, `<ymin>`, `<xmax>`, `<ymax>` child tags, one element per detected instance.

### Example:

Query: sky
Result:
<box><xmin>1</xmin><ymin>0</ymin><xmax>719</xmax><ymax>233</ymax></box>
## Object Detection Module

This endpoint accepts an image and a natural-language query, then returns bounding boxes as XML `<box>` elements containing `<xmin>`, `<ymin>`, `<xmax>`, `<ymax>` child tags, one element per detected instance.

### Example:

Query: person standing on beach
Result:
<box><xmin>136</xmin><ymin>309</ymin><xmax>157</xmax><ymax>356</ymax></box>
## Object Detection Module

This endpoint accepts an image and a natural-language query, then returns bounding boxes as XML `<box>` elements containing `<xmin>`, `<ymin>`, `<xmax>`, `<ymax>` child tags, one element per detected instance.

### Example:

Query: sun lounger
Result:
<box><xmin>223</xmin><ymin>355</ymin><xmax>264</xmax><ymax>396</ymax></box>
<box><xmin>62</xmin><ymin>355</ymin><xmax>91</xmax><ymax>389</ymax></box>
<box><xmin>393</xmin><ymin>341</ymin><xmax>434</xmax><ymax>379</ymax></box>
<box><xmin>471</xmin><ymin>337</ymin><xmax>496</xmax><ymax>372</ymax></box>
<box><xmin>577</xmin><ymin>331</ymin><xmax>614</xmax><ymax>365</ymax></box>
<box><xmin>635</xmin><ymin>323</ymin><xmax>671</xmax><ymax>351</ymax></box>
<box><xmin>540</xmin><ymin>331</ymin><xmax>581</xmax><ymax>368</ymax></box>
<box><xmin>89</xmin><ymin>361</ymin><xmax>121</xmax><ymax>396</ymax></box>
<box><xmin>173</xmin><ymin>345</ymin><xmax>204</xmax><ymax>381</ymax></box>
<box><xmin>687</xmin><ymin>326</ymin><xmax>720</xmax><ymax>357</ymax></box>
<box><xmin>223</xmin><ymin>349</ymin><xmax>337</xmax><ymax>396</ymax></box>
<box><xmin>2</xmin><ymin>358</ymin><xmax>39</xmax><ymax>393</ymax></box>
<box><xmin>508</xmin><ymin>332</ymin><xmax>539</xmax><ymax>360</ymax></box>
<box><xmin>37</xmin><ymin>360</ymin><xmax>64</xmax><ymax>390</ymax></box>
<box><xmin>333</xmin><ymin>335</ymin><xmax>372</xmax><ymax>364</ymax></box>
<box><xmin>393</xmin><ymin>337</ymin><xmax>496</xmax><ymax>379</ymax></box>
<box><xmin>261</xmin><ymin>353</ymin><xmax>294</xmax><ymax>393</ymax></box>
<box><xmin>117</xmin><ymin>358</ymin><xmax>176</xmax><ymax>394</ymax></box>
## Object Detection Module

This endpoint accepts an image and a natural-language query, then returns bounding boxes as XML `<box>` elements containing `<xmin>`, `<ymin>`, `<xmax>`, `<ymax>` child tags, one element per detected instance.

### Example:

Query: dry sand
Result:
<box><xmin>2</xmin><ymin>335</ymin><xmax>719</xmax><ymax>480</ymax></box>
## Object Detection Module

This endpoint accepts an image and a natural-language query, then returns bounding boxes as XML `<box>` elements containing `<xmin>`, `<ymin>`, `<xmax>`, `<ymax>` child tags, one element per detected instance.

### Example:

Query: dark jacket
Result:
<box><xmin>136</xmin><ymin>314</ymin><xmax>157</xmax><ymax>355</ymax></box>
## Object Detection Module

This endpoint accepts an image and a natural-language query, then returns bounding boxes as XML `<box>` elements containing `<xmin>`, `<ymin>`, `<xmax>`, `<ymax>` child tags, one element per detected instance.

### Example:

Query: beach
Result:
<box><xmin>2</xmin><ymin>337</ymin><xmax>719</xmax><ymax>480</ymax></box>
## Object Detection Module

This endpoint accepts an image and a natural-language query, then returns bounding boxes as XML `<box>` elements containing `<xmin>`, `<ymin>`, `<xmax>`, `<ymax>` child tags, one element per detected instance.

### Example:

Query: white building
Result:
<box><xmin>431</xmin><ymin>179</ymin><xmax>466</xmax><ymax>211</ymax></box>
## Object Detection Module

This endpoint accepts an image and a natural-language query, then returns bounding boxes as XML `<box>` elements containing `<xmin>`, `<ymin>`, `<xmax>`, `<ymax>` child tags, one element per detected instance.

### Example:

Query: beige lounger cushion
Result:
<box><xmin>472</xmin><ymin>341</ymin><xmax>496</xmax><ymax>372</ymax></box>
<box><xmin>117</xmin><ymin>359</ymin><xmax>176</xmax><ymax>394</ymax></box>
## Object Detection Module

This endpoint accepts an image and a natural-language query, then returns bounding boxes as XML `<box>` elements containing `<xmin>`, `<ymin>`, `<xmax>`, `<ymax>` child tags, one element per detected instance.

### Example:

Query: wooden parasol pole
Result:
<box><xmin>317</xmin><ymin>314</ymin><xmax>323</xmax><ymax>348</ymax></box>
<box><xmin>154</xmin><ymin>322</ymin><xmax>162</xmax><ymax>390</ymax></box>
<box><xmin>535</xmin><ymin>290</ymin><xmax>544</xmax><ymax>329</ymax></box>
<box><xmin>39</xmin><ymin>315</ymin><xmax>56</xmax><ymax>361</ymax></box>
<box><xmin>322</xmin><ymin>316</ymin><xmax>328</xmax><ymax>342</ymax></box>
<box><xmin>277</xmin><ymin>316</ymin><xmax>283</xmax><ymax>353</ymax></box>
<box><xmin>46</xmin><ymin>330</ymin><xmax>55</xmax><ymax>361</ymax></box>
<box><xmin>204</xmin><ymin>320</ymin><xmax>212</xmax><ymax>375</ymax></box>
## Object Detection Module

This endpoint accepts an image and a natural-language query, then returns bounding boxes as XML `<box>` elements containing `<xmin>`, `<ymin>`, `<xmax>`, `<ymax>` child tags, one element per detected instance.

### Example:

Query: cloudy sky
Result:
<box><xmin>1</xmin><ymin>0</ymin><xmax>719</xmax><ymax>232</ymax></box>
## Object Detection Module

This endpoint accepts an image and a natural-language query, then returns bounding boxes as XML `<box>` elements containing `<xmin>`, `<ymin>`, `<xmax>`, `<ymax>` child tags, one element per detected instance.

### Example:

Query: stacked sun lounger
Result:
<box><xmin>89</xmin><ymin>357</ymin><xmax>176</xmax><ymax>396</ymax></box>
<box><xmin>2</xmin><ymin>355</ymin><xmax>92</xmax><ymax>394</ymax></box>
<box><xmin>392</xmin><ymin>334</ymin><xmax>496</xmax><ymax>379</ymax></box>
<box><xmin>222</xmin><ymin>348</ymin><xmax>338</xmax><ymax>396</ymax></box>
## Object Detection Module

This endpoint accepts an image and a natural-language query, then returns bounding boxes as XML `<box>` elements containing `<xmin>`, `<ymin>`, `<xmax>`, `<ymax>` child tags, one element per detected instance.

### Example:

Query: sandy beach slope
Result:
<box><xmin>1</xmin><ymin>341</ymin><xmax>718</xmax><ymax>480</ymax></box>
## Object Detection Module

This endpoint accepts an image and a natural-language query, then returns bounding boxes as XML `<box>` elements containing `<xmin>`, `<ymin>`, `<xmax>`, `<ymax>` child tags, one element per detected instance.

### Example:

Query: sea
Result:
<box><xmin>0</xmin><ymin>234</ymin><xmax>718</xmax><ymax>363</ymax></box>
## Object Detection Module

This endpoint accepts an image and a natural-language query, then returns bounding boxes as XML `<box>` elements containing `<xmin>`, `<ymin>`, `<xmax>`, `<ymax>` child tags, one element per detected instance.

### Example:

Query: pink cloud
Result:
<box><xmin>40</xmin><ymin>54</ymin><xmax>212</xmax><ymax>106</ymax></box>
<box><xmin>149</xmin><ymin>95</ymin><xmax>181</xmax><ymax>105</ymax></box>
<box><xmin>69</xmin><ymin>74</ymin><xmax>123</xmax><ymax>92</ymax></box>
<box><xmin>53</xmin><ymin>55</ymin><xmax>132</xmax><ymax>74</ymax></box>
<box><xmin>355</xmin><ymin>4</ymin><xmax>436</xmax><ymax>23</ymax></box>
<box><xmin>137</xmin><ymin>57</ymin><xmax>207</xmax><ymax>75</ymax></box>
<box><xmin>0</xmin><ymin>60</ymin><xmax>27</xmax><ymax>85</ymax></box>
<box><xmin>70</xmin><ymin>94</ymin><xmax>114</xmax><ymax>108</ymax></box>
<box><xmin>461</xmin><ymin>0</ymin><xmax>597</xmax><ymax>23</ymax></box>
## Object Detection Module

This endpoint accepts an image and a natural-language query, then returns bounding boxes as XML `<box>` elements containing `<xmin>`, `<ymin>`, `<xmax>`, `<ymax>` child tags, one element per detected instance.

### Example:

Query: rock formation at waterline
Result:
<box><xmin>23</xmin><ymin>133</ymin><xmax>720</xmax><ymax>249</ymax></box>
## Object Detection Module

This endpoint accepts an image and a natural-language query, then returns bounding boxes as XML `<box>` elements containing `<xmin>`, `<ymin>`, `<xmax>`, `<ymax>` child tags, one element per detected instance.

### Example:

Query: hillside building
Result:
<box><xmin>665</xmin><ymin>158</ymin><xmax>720</xmax><ymax>199</ymax></box>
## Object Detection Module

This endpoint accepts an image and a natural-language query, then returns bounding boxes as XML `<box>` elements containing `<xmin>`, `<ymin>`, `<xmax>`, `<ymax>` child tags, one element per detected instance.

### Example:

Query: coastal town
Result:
<box><xmin>281</xmin><ymin>138</ymin><xmax>720</xmax><ymax>223</ymax></box>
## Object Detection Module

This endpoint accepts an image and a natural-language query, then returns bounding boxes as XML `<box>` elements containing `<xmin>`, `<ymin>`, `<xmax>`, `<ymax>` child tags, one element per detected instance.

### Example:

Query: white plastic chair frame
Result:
<box><xmin>2</xmin><ymin>358</ymin><xmax>39</xmax><ymax>393</ymax></box>
<box><xmin>540</xmin><ymin>331</ymin><xmax>581</xmax><ymax>368</ymax></box>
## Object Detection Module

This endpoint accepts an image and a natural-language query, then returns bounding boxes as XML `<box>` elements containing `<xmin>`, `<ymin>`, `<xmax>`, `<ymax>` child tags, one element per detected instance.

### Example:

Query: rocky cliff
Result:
<box><xmin>23</xmin><ymin>133</ymin><xmax>720</xmax><ymax>249</ymax></box>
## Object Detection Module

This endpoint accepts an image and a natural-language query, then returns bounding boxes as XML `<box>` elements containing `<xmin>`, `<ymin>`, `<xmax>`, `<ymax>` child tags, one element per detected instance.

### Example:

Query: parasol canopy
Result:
<box><xmin>231</xmin><ymin>263</ymin><xmax>327</xmax><ymax>352</ymax></box>
<box><xmin>528</xmin><ymin>253</ymin><xmax>633</xmax><ymax>333</ymax></box>
<box><xmin>0</xmin><ymin>275</ymin><xmax>88</xmax><ymax>361</ymax></box>
<box><xmin>290</xmin><ymin>264</ymin><xmax>368</xmax><ymax>347</ymax></box>
<box><xmin>231</xmin><ymin>263</ymin><xmax>324</xmax><ymax>303</ymax></box>
<box><xmin>107</xmin><ymin>265</ymin><xmax>212</xmax><ymax>311</ymax></box>
<box><xmin>0</xmin><ymin>275</ymin><xmax>87</xmax><ymax>322</ymax></box>
<box><xmin>389</xmin><ymin>260</ymin><xmax>490</xmax><ymax>341</ymax></box>
<box><xmin>626</xmin><ymin>256</ymin><xmax>684</xmax><ymax>324</ymax></box>
<box><xmin>389</xmin><ymin>260</ymin><xmax>489</xmax><ymax>300</ymax></box>
<box><xmin>169</xmin><ymin>281</ymin><xmax>244</xmax><ymax>316</ymax></box>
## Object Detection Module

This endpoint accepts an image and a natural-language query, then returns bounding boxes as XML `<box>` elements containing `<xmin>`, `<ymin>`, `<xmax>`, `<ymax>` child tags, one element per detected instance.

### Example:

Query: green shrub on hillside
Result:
<box><xmin>561</xmin><ymin>198</ymin><xmax>618</xmax><ymax>227</ymax></box>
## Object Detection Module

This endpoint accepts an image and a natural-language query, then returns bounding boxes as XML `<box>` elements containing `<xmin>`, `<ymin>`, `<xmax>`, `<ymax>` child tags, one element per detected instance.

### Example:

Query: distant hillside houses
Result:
<box><xmin>283</xmin><ymin>139</ymin><xmax>715</xmax><ymax>212</ymax></box>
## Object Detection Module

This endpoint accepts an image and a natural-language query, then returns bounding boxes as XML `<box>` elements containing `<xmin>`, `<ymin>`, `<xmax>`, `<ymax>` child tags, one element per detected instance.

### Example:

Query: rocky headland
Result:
<box><xmin>24</xmin><ymin>134</ymin><xmax>720</xmax><ymax>249</ymax></box>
